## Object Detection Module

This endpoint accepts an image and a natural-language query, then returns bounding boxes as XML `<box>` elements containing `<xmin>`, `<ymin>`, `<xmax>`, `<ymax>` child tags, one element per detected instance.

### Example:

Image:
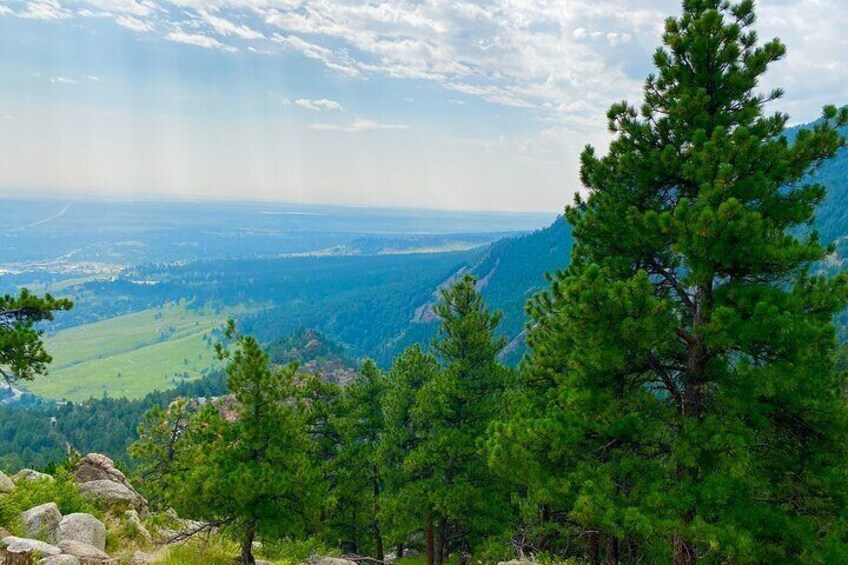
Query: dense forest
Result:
<box><xmin>4</xmin><ymin>1</ymin><xmax>848</xmax><ymax>565</ymax></box>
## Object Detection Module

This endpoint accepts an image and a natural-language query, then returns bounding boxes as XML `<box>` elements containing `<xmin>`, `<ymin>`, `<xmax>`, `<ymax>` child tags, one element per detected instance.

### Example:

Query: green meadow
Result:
<box><xmin>27</xmin><ymin>302</ymin><xmax>227</xmax><ymax>402</ymax></box>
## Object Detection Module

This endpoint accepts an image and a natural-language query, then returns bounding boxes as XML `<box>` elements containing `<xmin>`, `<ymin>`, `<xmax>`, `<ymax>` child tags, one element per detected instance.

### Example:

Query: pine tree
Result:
<box><xmin>0</xmin><ymin>289</ymin><xmax>72</xmax><ymax>385</ymax></box>
<box><xmin>133</xmin><ymin>322</ymin><xmax>320</xmax><ymax>564</ymax></box>
<box><xmin>492</xmin><ymin>1</ymin><xmax>848</xmax><ymax>563</ymax></box>
<box><xmin>378</xmin><ymin>344</ymin><xmax>441</xmax><ymax>563</ymax></box>
<box><xmin>332</xmin><ymin>360</ymin><xmax>388</xmax><ymax>559</ymax></box>
<box><xmin>407</xmin><ymin>275</ymin><xmax>513</xmax><ymax>565</ymax></box>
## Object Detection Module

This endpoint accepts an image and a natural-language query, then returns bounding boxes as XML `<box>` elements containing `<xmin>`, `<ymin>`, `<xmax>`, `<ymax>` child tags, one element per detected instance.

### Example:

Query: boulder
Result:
<box><xmin>497</xmin><ymin>561</ymin><xmax>538</xmax><ymax>565</ymax></box>
<box><xmin>0</xmin><ymin>469</ymin><xmax>15</xmax><ymax>493</ymax></box>
<box><xmin>73</xmin><ymin>454</ymin><xmax>147</xmax><ymax>515</ymax></box>
<box><xmin>57</xmin><ymin>540</ymin><xmax>110</xmax><ymax>562</ymax></box>
<box><xmin>306</xmin><ymin>558</ymin><xmax>358</xmax><ymax>565</ymax></box>
<box><xmin>58</xmin><ymin>513</ymin><xmax>106</xmax><ymax>551</ymax></box>
<box><xmin>12</xmin><ymin>469</ymin><xmax>54</xmax><ymax>484</ymax></box>
<box><xmin>122</xmin><ymin>510</ymin><xmax>151</xmax><ymax>543</ymax></box>
<box><xmin>1</xmin><ymin>535</ymin><xmax>62</xmax><ymax>556</ymax></box>
<box><xmin>40</xmin><ymin>556</ymin><xmax>82</xmax><ymax>565</ymax></box>
<box><xmin>78</xmin><ymin>480</ymin><xmax>145</xmax><ymax>514</ymax></box>
<box><xmin>22</xmin><ymin>502</ymin><xmax>62</xmax><ymax>543</ymax></box>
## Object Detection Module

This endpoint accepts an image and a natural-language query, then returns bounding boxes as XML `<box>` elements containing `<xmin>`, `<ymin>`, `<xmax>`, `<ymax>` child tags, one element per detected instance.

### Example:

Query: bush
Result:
<box><xmin>0</xmin><ymin>468</ymin><xmax>101</xmax><ymax>535</ymax></box>
<box><xmin>260</xmin><ymin>537</ymin><xmax>340</xmax><ymax>563</ymax></box>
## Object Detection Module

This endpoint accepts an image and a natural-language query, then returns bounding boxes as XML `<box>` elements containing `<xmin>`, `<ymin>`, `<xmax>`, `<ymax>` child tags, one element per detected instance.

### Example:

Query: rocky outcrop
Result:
<box><xmin>73</xmin><ymin>454</ymin><xmax>147</xmax><ymax>515</ymax></box>
<box><xmin>128</xmin><ymin>551</ymin><xmax>156</xmax><ymax>564</ymax></box>
<box><xmin>11</xmin><ymin>469</ymin><xmax>54</xmax><ymax>483</ymax></box>
<box><xmin>40</xmin><ymin>556</ymin><xmax>82</xmax><ymax>565</ymax></box>
<box><xmin>57</xmin><ymin>540</ymin><xmax>111</xmax><ymax>562</ymax></box>
<box><xmin>0</xmin><ymin>470</ymin><xmax>14</xmax><ymax>493</ymax></box>
<box><xmin>0</xmin><ymin>535</ymin><xmax>62</xmax><ymax>556</ymax></box>
<box><xmin>21</xmin><ymin>502</ymin><xmax>62</xmax><ymax>543</ymax></box>
<box><xmin>58</xmin><ymin>513</ymin><xmax>106</xmax><ymax>552</ymax></box>
<box><xmin>122</xmin><ymin>510</ymin><xmax>151</xmax><ymax>543</ymax></box>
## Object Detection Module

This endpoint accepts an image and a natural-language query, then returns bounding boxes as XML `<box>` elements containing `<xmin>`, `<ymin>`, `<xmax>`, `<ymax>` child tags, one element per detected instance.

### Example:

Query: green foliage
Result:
<box><xmin>0</xmin><ymin>467</ymin><xmax>100</xmax><ymax>535</ymax></box>
<box><xmin>132</xmin><ymin>323</ymin><xmax>322</xmax><ymax>564</ymax></box>
<box><xmin>382</xmin><ymin>275</ymin><xmax>515</xmax><ymax>564</ymax></box>
<box><xmin>491</xmin><ymin>1</ymin><xmax>848</xmax><ymax>563</ymax></box>
<box><xmin>0</xmin><ymin>288</ymin><xmax>72</xmax><ymax>385</ymax></box>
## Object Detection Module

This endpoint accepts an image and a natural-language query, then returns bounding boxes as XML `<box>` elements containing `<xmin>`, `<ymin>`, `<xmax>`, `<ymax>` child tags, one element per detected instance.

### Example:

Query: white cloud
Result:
<box><xmin>0</xmin><ymin>5</ymin><xmax>13</xmax><ymax>16</ymax></box>
<box><xmin>19</xmin><ymin>1</ymin><xmax>70</xmax><ymax>20</ymax></box>
<box><xmin>166</xmin><ymin>29</ymin><xmax>236</xmax><ymax>52</ymax></box>
<box><xmin>115</xmin><ymin>14</ymin><xmax>153</xmax><ymax>32</ymax></box>
<box><xmin>83</xmin><ymin>0</ymin><xmax>154</xmax><ymax>17</ymax></box>
<box><xmin>309</xmin><ymin>118</ymin><xmax>410</xmax><ymax>133</ymax></box>
<box><xmin>86</xmin><ymin>75</ymin><xmax>102</xmax><ymax>82</ymax></box>
<box><xmin>196</xmin><ymin>10</ymin><xmax>263</xmax><ymax>40</ymax></box>
<box><xmin>50</xmin><ymin>77</ymin><xmax>78</xmax><ymax>85</ymax></box>
<box><xmin>295</xmin><ymin>98</ymin><xmax>344</xmax><ymax>112</ymax></box>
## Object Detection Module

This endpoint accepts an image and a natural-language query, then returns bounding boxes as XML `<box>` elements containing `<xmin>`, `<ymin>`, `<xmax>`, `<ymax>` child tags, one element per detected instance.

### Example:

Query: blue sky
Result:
<box><xmin>1</xmin><ymin>0</ymin><xmax>846</xmax><ymax>212</ymax></box>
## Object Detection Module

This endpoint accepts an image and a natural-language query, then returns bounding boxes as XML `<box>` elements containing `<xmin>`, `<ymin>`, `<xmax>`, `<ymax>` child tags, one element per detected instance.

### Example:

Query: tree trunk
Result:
<box><xmin>603</xmin><ymin>535</ymin><xmax>619</xmax><ymax>565</ymax></box>
<box><xmin>585</xmin><ymin>530</ymin><xmax>600</xmax><ymax>564</ymax></box>
<box><xmin>673</xmin><ymin>536</ymin><xmax>695</xmax><ymax>565</ymax></box>
<box><xmin>372</xmin><ymin>470</ymin><xmax>384</xmax><ymax>561</ymax></box>
<box><xmin>396</xmin><ymin>543</ymin><xmax>405</xmax><ymax>560</ymax></box>
<box><xmin>241</xmin><ymin>521</ymin><xmax>256</xmax><ymax>565</ymax></box>
<box><xmin>4</xmin><ymin>548</ymin><xmax>33</xmax><ymax>565</ymax></box>
<box><xmin>425</xmin><ymin>517</ymin><xmax>435</xmax><ymax>565</ymax></box>
<box><xmin>434</xmin><ymin>516</ymin><xmax>447</xmax><ymax>565</ymax></box>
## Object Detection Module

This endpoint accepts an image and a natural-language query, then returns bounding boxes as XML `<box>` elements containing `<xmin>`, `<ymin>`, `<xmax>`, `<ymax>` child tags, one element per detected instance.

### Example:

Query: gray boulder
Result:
<box><xmin>12</xmin><ymin>469</ymin><xmax>54</xmax><ymax>483</ymax></box>
<box><xmin>129</xmin><ymin>551</ymin><xmax>156</xmax><ymax>564</ymax></box>
<box><xmin>307</xmin><ymin>558</ymin><xmax>358</xmax><ymax>565</ymax></box>
<box><xmin>74</xmin><ymin>453</ymin><xmax>148</xmax><ymax>515</ymax></box>
<box><xmin>123</xmin><ymin>510</ymin><xmax>151</xmax><ymax>543</ymax></box>
<box><xmin>1</xmin><ymin>535</ymin><xmax>62</xmax><ymax>556</ymax></box>
<box><xmin>40</xmin><ymin>556</ymin><xmax>81</xmax><ymax>565</ymax></box>
<box><xmin>22</xmin><ymin>502</ymin><xmax>62</xmax><ymax>543</ymax></box>
<box><xmin>57</xmin><ymin>539</ymin><xmax>110</xmax><ymax>562</ymax></box>
<box><xmin>0</xmin><ymin>470</ymin><xmax>14</xmax><ymax>493</ymax></box>
<box><xmin>58</xmin><ymin>513</ymin><xmax>106</xmax><ymax>551</ymax></box>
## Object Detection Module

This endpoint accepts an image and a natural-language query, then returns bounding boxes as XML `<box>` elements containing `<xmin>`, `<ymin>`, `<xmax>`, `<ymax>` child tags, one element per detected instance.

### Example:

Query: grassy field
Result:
<box><xmin>26</xmin><ymin>302</ymin><xmax>228</xmax><ymax>402</ymax></box>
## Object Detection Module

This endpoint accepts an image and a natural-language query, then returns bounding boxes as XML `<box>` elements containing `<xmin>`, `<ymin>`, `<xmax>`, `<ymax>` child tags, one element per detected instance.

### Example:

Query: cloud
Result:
<box><xmin>50</xmin><ymin>77</ymin><xmax>78</xmax><ymax>85</ymax></box>
<box><xmin>295</xmin><ymin>98</ymin><xmax>344</xmax><ymax>112</ymax></box>
<box><xmin>115</xmin><ymin>15</ymin><xmax>153</xmax><ymax>32</ymax></box>
<box><xmin>196</xmin><ymin>11</ymin><xmax>263</xmax><ymax>40</ymax></box>
<box><xmin>309</xmin><ymin>118</ymin><xmax>410</xmax><ymax>133</ymax></box>
<box><xmin>166</xmin><ymin>29</ymin><xmax>236</xmax><ymax>52</ymax></box>
<box><xmin>271</xmin><ymin>34</ymin><xmax>360</xmax><ymax>77</ymax></box>
<box><xmin>0</xmin><ymin>5</ymin><xmax>13</xmax><ymax>16</ymax></box>
<box><xmin>19</xmin><ymin>1</ymin><xmax>70</xmax><ymax>20</ymax></box>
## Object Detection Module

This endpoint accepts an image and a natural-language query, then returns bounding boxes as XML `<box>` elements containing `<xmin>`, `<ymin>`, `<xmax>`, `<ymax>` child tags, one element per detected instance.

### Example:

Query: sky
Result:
<box><xmin>0</xmin><ymin>0</ymin><xmax>846</xmax><ymax>212</ymax></box>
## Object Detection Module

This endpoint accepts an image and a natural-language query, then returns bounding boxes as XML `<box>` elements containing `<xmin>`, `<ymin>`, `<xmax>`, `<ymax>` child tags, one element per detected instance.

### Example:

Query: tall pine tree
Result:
<box><xmin>492</xmin><ymin>1</ymin><xmax>848</xmax><ymax>563</ymax></box>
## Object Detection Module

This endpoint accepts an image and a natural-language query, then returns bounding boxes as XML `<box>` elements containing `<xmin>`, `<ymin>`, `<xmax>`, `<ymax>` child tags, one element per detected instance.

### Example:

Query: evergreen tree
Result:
<box><xmin>405</xmin><ymin>275</ymin><xmax>513</xmax><ymax>565</ymax></box>
<box><xmin>331</xmin><ymin>360</ymin><xmax>388</xmax><ymax>559</ymax></box>
<box><xmin>0</xmin><ymin>289</ymin><xmax>72</xmax><ymax>385</ymax></box>
<box><xmin>492</xmin><ymin>1</ymin><xmax>848</xmax><ymax>563</ymax></box>
<box><xmin>379</xmin><ymin>344</ymin><xmax>441</xmax><ymax>562</ymax></box>
<box><xmin>132</xmin><ymin>322</ymin><xmax>319</xmax><ymax>564</ymax></box>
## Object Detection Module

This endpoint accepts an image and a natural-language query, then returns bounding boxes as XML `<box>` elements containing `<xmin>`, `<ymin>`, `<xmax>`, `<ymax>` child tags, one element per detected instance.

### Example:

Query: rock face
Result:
<box><xmin>21</xmin><ymin>502</ymin><xmax>62</xmax><ymax>543</ymax></box>
<box><xmin>11</xmin><ymin>469</ymin><xmax>54</xmax><ymax>483</ymax></box>
<box><xmin>58</xmin><ymin>513</ymin><xmax>106</xmax><ymax>551</ymax></box>
<box><xmin>0</xmin><ymin>470</ymin><xmax>15</xmax><ymax>493</ymax></box>
<box><xmin>0</xmin><ymin>535</ymin><xmax>62</xmax><ymax>556</ymax></box>
<box><xmin>122</xmin><ymin>510</ymin><xmax>152</xmax><ymax>543</ymax></box>
<box><xmin>57</xmin><ymin>539</ymin><xmax>110</xmax><ymax>562</ymax></box>
<box><xmin>73</xmin><ymin>454</ymin><xmax>148</xmax><ymax>515</ymax></box>
<box><xmin>41</xmin><ymin>556</ymin><xmax>82</xmax><ymax>565</ymax></box>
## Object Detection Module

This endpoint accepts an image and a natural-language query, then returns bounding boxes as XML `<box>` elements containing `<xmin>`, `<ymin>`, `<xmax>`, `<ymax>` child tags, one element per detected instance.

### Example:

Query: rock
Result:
<box><xmin>306</xmin><ymin>558</ymin><xmax>358</xmax><ymax>565</ymax></box>
<box><xmin>11</xmin><ymin>469</ymin><xmax>54</xmax><ymax>484</ymax></box>
<box><xmin>0</xmin><ymin>469</ymin><xmax>15</xmax><ymax>493</ymax></box>
<box><xmin>128</xmin><ymin>551</ymin><xmax>156</xmax><ymax>564</ymax></box>
<box><xmin>40</xmin><ymin>556</ymin><xmax>81</xmax><ymax>565</ymax></box>
<box><xmin>0</xmin><ymin>526</ymin><xmax>12</xmax><ymax>538</ymax></box>
<box><xmin>496</xmin><ymin>561</ymin><xmax>538</xmax><ymax>565</ymax></box>
<box><xmin>1</xmin><ymin>536</ymin><xmax>62</xmax><ymax>556</ymax></box>
<box><xmin>78</xmin><ymin>480</ymin><xmax>145</xmax><ymax>514</ymax></box>
<box><xmin>58</xmin><ymin>513</ymin><xmax>106</xmax><ymax>551</ymax></box>
<box><xmin>73</xmin><ymin>454</ymin><xmax>147</xmax><ymax>515</ymax></box>
<box><xmin>122</xmin><ymin>510</ymin><xmax>151</xmax><ymax>543</ymax></box>
<box><xmin>57</xmin><ymin>540</ymin><xmax>110</xmax><ymax>562</ymax></box>
<box><xmin>22</xmin><ymin>502</ymin><xmax>62</xmax><ymax>543</ymax></box>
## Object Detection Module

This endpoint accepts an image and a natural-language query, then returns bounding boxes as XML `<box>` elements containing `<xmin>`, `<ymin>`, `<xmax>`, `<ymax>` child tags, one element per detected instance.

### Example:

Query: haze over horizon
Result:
<box><xmin>1</xmin><ymin>0</ymin><xmax>847</xmax><ymax>212</ymax></box>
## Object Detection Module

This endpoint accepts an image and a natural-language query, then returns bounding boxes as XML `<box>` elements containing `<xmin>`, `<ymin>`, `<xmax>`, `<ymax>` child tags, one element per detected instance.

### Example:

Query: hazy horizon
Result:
<box><xmin>1</xmin><ymin>0</ymin><xmax>847</xmax><ymax>211</ymax></box>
